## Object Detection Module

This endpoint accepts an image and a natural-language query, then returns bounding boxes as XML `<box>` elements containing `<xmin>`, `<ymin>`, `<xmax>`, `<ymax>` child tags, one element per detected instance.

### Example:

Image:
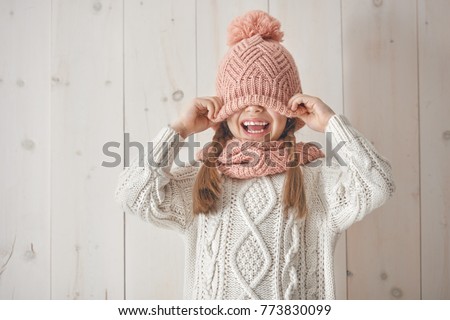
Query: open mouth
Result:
<box><xmin>241</xmin><ymin>120</ymin><xmax>271</xmax><ymax>135</ymax></box>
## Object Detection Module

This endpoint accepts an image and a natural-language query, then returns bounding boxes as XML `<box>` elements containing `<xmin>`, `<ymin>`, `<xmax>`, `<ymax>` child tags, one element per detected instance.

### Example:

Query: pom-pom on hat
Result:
<box><xmin>213</xmin><ymin>10</ymin><xmax>305</xmax><ymax>131</ymax></box>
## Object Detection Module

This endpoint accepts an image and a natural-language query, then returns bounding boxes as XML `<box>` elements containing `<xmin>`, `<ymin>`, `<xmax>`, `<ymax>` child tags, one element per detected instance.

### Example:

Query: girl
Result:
<box><xmin>114</xmin><ymin>10</ymin><xmax>395</xmax><ymax>300</ymax></box>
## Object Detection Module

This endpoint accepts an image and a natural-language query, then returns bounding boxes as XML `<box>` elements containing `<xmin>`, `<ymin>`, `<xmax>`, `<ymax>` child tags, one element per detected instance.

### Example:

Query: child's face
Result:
<box><xmin>226</xmin><ymin>105</ymin><xmax>288</xmax><ymax>142</ymax></box>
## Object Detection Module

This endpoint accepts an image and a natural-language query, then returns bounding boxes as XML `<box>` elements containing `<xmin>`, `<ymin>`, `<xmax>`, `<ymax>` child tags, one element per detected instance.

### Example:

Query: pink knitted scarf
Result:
<box><xmin>196</xmin><ymin>138</ymin><xmax>325</xmax><ymax>179</ymax></box>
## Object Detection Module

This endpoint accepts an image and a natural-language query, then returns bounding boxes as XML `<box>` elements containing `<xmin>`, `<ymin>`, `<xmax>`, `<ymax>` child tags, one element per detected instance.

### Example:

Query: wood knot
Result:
<box><xmin>442</xmin><ymin>130</ymin><xmax>450</xmax><ymax>140</ymax></box>
<box><xmin>391</xmin><ymin>287</ymin><xmax>403</xmax><ymax>298</ymax></box>
<box><xmin>52</xmin><ymin>76</ymin><xmax>61</xmax><ymax>85</ymax></box>
<box><xmin>373</xmin><ymin>0</ymin><xmax>383</xmax><ymax>7</ymax></box>
<box><xmin>172</xmin><ymin>90</ymin><xmax>184</xmax><ymax>101</ymax></box>
<box><xmin>24</xmin><ymin>243</ymin><xmax>36</xmax><ymax>260</ymax></box>
<box><xmin>93</xmin><ymin>2</ymin><xmax>102</xmax><ymax>12</ymax></box>
<box><xmin>21</xmin><ymin>139</ymin><xmax>35</xmax><ymax>150</ymax></box>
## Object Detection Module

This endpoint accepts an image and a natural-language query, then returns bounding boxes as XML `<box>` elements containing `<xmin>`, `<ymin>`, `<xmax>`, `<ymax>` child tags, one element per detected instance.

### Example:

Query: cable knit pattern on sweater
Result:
<box><xmin>114</xmin><ymin>114</ymin><xmax>396</xmax><ymax>299</ymax></box>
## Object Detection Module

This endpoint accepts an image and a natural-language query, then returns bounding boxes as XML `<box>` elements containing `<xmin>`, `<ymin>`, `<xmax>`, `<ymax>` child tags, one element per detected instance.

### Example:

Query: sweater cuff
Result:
<box><xmin>145</xmin><ymin>125</ymin><xmax>185</xmax><ymax>169</ymax></box>
<box><xmin>325</xmin><ymin>114</ymin><xmax>359</xmax><ymax>145</ymax></box>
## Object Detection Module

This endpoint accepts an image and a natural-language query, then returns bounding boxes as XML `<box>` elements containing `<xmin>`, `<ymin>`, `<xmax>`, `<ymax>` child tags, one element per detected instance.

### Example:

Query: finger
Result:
<box><xmin>212</xmin><ymin>96</ymin><xmax>224</xmax><ymax>118</ymax></box>
<box><xmin>288</xmin><ymin>96</ymin><xmax>299</xmax><ymax>111</ymax></box>
<box><xmin>296</xmin><ymin>110</ymin><xmax>311</xmax><ymax>122</ymax></box>
<box><xmin>288</xmin><ymin>94</ymin><xmax>301</xmax><ymax>108</ymax></box>
<box><xmin>288</xmin><ymin>97</ymin><xmax>304</xmax><ymax>110</ymax></box>
<box><xmin>290</xmin><ymin>101</ymin><xmax>310</xmax><ymax>117</ymax></box>
<box><xmin>213</xmin><ymin>96</ymin><xmax>224</xmax><ymax>116</ymax></box>
<box><xmin>205</xmin><ymin>102</ymin><xmax>214</xmax><ymax>120</ymax></box>
<box><xmin>196</xmin><ymin>99</ymin><xmax>214</xmax><ymax>119</ymax></box>
<box><xmin>291</xmin><ymin>96</ymin><xmax>315</xmax><ymax>111</ymax></box>
<box><xmin>206</xmin><ymin>97</ymin><xmax>220</xmax><ymax>119</ymax></box>
<box><xmin>289</xmin><ymin>96</ymin><xmax>308</xmax><ymax>113</ymax></box>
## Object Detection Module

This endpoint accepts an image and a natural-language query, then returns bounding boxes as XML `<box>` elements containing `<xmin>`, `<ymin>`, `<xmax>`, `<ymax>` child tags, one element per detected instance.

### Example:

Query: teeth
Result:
<box><xmin>243</xmin><ymin>121</ymin><xmax>268</xmax><ymax>126</ymax></box>
<box><xmin>247</xmin><ymin>129</ymin><xmax>264</xmax><ymax>133</ymax></box>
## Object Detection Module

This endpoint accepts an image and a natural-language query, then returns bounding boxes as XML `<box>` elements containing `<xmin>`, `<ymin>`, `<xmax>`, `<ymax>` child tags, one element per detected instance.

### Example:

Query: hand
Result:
<box><xmin>288</xmin><ymin>94</ymin><xmax>336</xmax><ymax>133</ymax></box>
<box><xmin>170</xmin><ymin>96</ymin><xmax>222</xmax><ymax>138</ymax></box>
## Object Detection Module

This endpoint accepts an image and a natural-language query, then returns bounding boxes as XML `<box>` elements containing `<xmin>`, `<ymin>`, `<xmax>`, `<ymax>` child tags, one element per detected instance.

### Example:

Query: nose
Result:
<box><xmin>245</xmin><ymin>105</ymin><xmax>264</xmax><ymax>113</ymax></box>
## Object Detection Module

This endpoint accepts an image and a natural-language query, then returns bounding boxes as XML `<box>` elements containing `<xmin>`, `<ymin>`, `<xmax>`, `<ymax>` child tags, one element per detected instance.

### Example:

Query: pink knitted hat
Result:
<box><xmin>213</xmin><ymin>10</ymin><xmax>305</xmax><ymax>131</ymax></box>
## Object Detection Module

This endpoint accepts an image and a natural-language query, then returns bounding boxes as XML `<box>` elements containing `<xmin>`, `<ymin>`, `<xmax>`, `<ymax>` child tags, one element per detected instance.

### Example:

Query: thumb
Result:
<box><xmin>295</xmin><ymin>109</ymin><xmax>309</xmax><ymax>122</ymax></box>
<box><xmin>296</xmin><ymin>112</ymin><xmax>311</xmax><ymax>123</ymax></box>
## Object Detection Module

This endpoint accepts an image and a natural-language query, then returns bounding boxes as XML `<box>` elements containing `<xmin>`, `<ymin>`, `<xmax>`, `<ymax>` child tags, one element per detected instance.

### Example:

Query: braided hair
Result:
<box><xmin>192</xmin><ymin>122</ymin><xmax>233</xmax><ymax>214</ymax></box>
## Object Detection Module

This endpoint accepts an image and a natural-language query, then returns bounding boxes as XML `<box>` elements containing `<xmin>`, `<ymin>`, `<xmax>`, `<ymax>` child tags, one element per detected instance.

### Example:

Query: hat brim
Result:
<box><xmin>211</xmin><ymin>95</ymin><xmax>306</xmax><ymax>131</ymax></box>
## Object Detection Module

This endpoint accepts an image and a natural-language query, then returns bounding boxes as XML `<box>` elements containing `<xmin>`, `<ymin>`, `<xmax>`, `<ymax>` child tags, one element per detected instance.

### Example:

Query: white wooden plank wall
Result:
<box><xmin>342</xmin><ymin>0</ymin><xmax>421</xmax><ymax>299</ymax></box>
<box><xmin>124</xmin><ymin>0</ymin><xmax>196</xmax><ymax>299</ymax></box>
<box><xmin>50</xmin><ymin>0</ymin><xmax>124</xmax><ymax>299</ymax></box>
<box><xmin>0</xmin><ymin>0</ymin><xmax>51</xmax><ymax>299</ymax></box>
<box><xmin>418</xmin><ymin>0</ymin><xmax>450</xmax><ymax>299</ymax></box>
<box><xmin>0</xmin><ymin>0</ymin><xmax>448</xmax><ymax>300</ymax></box>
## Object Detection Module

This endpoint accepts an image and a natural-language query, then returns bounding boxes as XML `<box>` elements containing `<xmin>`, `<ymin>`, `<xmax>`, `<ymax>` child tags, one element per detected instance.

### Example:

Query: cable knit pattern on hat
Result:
<box><xmin>213</xmin><ymin>11</ymin><xmax>306</xmax><ymax>131</ymax></box>
<box><xmin>114</xmin><ymin>114</ymin><xmax>396</xmax><ymax>299</ymax></box>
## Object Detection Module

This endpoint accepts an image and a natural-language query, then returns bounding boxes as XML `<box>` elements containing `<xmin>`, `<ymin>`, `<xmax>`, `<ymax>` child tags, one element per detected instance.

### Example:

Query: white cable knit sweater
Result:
<box><xmin>114</xmin><ymin>114</ymin><xmax>395</xmax><ymax>300</ymax></box>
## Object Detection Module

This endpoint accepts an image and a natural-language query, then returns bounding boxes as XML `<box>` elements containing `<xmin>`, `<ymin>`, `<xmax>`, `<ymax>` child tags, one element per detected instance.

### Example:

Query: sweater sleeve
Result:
<box><xmin>317</xmin><ymin>114</ymin><xmax>396</xmax><ymax>233</ymax></box>
<box><xmin>114</xmin><ymin>126</ymin><xmax>198</xmax><ymax>233</ymax></box>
